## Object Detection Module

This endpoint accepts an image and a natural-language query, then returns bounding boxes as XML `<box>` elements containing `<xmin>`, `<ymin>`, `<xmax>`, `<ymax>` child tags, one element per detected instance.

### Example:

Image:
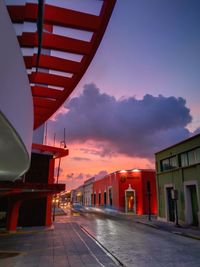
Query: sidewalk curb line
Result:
<box><xmin>79</xmin><ymin>209</ymin><xmax>200</xmax><ymax>242</ymax></box>
<box><xmin>136</xmin><ymin>221</ymin><xmax>160</xmax><ymax>229</ymax></box>
<box><xmin>80</xmin><ymin>225</ymin><xmax>125</xmax><ymax>267</ymax></box>
<box><xmin>173</xmin><ymin>232</ymin><xmax>200</xmax><ymax>241</ymax></box>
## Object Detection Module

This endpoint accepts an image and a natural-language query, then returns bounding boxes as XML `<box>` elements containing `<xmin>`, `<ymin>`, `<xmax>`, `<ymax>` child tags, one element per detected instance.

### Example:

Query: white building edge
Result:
<box><xmin>0</xmin><ymin>0</ymin><xmax>33</xmax><ymax>181</ymax></box>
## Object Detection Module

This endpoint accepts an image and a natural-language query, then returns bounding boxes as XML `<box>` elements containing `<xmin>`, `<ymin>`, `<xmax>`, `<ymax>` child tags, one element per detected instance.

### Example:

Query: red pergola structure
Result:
<box><xmin>1</xmin><ymin>0</ymin><xmax>116</xmax><ymax>232</ymax></box>
<box><xmin>7</xmin><ymin>0</ymin><xmax>116</xmax><ymax>129</ymax></box>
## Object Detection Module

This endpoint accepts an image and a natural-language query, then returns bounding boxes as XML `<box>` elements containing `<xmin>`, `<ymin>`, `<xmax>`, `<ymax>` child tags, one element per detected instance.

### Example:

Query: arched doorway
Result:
<box><xmin>125</xmin><ymin>184</ymin><xmax>136</xmax><ymax>213</ymax></box>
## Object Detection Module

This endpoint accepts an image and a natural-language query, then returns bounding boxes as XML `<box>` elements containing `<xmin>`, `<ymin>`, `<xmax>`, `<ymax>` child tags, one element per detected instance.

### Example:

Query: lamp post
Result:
<box><xmin>147</xmin><ymin>181</ymin><xmax>151</xmax><ymax>221</ymax></box>
<box><xmin>52</xmin><ymin>128</ymin><xmax>67</xmax><ymax>222</ymax></box>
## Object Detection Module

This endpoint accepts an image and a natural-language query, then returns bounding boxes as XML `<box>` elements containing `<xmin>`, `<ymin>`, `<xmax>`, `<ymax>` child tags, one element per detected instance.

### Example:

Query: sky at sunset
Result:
<box><xmin>47</xmin><ymin>0</ymin><xmax>200</xmax><ymax>190</ymax></box>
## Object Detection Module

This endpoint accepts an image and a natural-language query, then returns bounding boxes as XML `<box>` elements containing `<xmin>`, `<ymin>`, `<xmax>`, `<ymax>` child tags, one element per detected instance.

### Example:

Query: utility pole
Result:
<box><xmin>53</xmin><ymin>128</ymin><xmax>67</xmax><ymax>222</ymax></box>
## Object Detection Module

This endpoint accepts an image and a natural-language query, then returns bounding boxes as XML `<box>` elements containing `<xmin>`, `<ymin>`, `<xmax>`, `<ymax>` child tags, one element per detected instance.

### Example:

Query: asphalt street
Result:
<box><xmin>61</xmin><ymin>208</ymin><xmax>200</xmax><ymax>267</ymax></box>
<box><xmin>1</xmin><ymin>208</ymin><xmax>200</xmax><ymax>267</ymax></box>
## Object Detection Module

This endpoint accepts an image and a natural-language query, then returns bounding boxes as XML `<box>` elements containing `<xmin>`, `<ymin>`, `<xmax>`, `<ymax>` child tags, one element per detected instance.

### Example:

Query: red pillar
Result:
<box><xmin>45</xmin><ymin>195</ymin><xmax>52</xmax><ymax>226</ymax></box>
<box><xmin>6</xmin><ymin>199</ymin><xmax>22</xmax><ymax>233</ymax></box>
<box><xmin>46</xmin><ymin>158</ymin><xmax>55</xmax><ymax>226</ymax></box>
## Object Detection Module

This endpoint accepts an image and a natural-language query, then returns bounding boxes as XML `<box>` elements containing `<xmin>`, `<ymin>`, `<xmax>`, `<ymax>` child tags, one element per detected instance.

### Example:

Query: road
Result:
<box><xmin>59</xmin><ymin>208</ymin><xmax>200</xmax><ymax>267</ymax></box>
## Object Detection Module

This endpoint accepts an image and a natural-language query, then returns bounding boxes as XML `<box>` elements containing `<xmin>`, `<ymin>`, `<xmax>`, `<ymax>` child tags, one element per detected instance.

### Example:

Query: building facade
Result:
<box><xmin>93</xmin><ymin>169</ymin><xmax>157</xmax><ymax>215</ymax></box>
<box><xmin>83</xmin><ymin>177</ymin><xmax>95</xmax><ymax>206</ymax></box>
<box><xmin>74</xmin><ymin>185</ymin><xmax>84</xmax><ymax>205</ymax></box>
<box><xmin>155</xmin><ymin>134</ymin><xmax>200</xmax><ymax>227</ymax></box>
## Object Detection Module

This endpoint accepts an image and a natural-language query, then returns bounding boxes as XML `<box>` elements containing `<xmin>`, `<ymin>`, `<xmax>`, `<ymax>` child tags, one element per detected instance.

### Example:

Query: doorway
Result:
<box><xmin>166</xmin><ymin>187</ymin><xmax>175</xmax><ymax>222</ymax></box>
<box><xmin>104</xmin><ymin>191</ymin><xmax>107</xmax><ymax>206</ymax></box>
<box><xmin>108</xmin><ymin>187</ymin><xmax>112</xmax><ymax>206</ymax></box>
<box><xmin>125</xmin><ymin>185</ymin><xmax>136</xmax><ymax>213</ymax></box>
<box><xmin>185</xmin><ymin>183</ymin><xmax>199</xmax><ymax>226</ymax></box>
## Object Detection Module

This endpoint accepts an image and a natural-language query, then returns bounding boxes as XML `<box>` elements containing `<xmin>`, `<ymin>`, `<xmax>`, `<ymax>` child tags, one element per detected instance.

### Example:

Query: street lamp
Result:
<box><xmin>147</xmin><ymin>181</ymin><xmax>151</xmax><ymax>221</ymax></box>
<box><xmin>52</xmin><ymin>129</ymin><xmax>67</xmax><ymax>222</ymax></box>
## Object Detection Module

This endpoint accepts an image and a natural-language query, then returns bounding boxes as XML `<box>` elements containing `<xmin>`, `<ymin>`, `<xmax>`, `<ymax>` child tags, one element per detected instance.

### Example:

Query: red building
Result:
<box><xmin>0</xmin><ymin>144</ymin><xmax>67</xmax><ymax>232</ymax></box>
<box><xmin>93</xmin><ymin>169</ymin><xmax>157</xmax><ymax>215</ymax></box>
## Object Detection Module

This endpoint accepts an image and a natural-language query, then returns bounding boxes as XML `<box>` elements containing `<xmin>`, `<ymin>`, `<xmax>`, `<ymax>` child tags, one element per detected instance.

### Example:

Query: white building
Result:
<box><xmin>83</xmin><ymin>177</ymin><xmax>95</xmax><ymax>206</ymax></box>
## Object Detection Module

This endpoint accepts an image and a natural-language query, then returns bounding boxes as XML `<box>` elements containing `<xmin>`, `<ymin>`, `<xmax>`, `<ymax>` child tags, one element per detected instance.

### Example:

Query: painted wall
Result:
<box><xmin>83</xmin><ymin>177</ymin><xmax>95</xmax><ymax>206</ymax></box>
<box><xmin>156</xmin><ymin>134</ymin><xmax>200</xmax><ymax>225</ymax></box>
<box><xmin>93</xmin><ymin>170</ymin><xmax>157</xmax><ymax>215</ymax></box>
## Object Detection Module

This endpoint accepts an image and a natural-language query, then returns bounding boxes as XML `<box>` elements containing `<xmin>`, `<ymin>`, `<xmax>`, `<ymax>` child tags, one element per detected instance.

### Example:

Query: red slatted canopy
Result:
<box><xmin>7</xmin><ymin>0</ymin><xmax>116</xmax><ymax>129</ymax></box>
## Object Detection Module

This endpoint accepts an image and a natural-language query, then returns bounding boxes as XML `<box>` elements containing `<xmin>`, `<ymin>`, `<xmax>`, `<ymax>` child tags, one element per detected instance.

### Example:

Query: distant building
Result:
<box><xmin>74</xmin><ymin>185</ymin><xmax>84</xmax><ymax>205</ymax></box>
<box><xmin>83</xmin><ymin>177</ymin><xmax>95</xmax><ymax>206</ymax></box>
<box><xmin>70</xmin><ymin>190</ymin><xmax>76</xmax><ymax>204</ymax></box>
<box><xmin>93</xmin><ymin>169</ymin><xmax>157</xmax><ymax>215</ymax></box>
<box><xmin>155</xmin><ymin>134</ymin><xmax>200</xmax><ymax>227</ymax></box>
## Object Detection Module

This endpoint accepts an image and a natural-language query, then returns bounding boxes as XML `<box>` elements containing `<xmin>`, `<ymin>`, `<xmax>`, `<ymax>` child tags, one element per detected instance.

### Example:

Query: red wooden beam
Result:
<box><xmin>32</xmin><ymin>86</ymin><xmax>62</xmax><ymax>99</ymax></box>
<box><xmin>8</xmin><ymin>3</ymin><xmax>100</xmax><ymax>31</ymax></box>
<box><xmin>33</xmin><ymin>97</ymin><xmax>57</xmax><ymax>108</ymax></box>
<box><xmin>7</xmin><ymin>0</ymin><xmax>117</xmax><ymax>129</ymax></box>
<box><xmin>18</xmin><ymin>32</ymin><xmax>92</xmax><ymax>55</ymax></box>
<box><xmin>29</xmin><ymin>72</ymin><xmax>73</xmax><ymax>88</ymax></box>
<box><xmin>24</xmin><ymin>54</ymin><xmax>81</xmax><ymax>73</ymax></box>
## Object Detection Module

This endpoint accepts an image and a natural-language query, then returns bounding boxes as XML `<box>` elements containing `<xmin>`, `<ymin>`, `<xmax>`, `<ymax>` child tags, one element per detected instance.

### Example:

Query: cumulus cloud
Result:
<box><xmin>192</xmin><ymin>127</ymin><xmax>200</xmax><ymax>136</ymax></box>
<box><xmin>49</xmin><ymin>83</ymin><xmax>192</xmax><ymax>158</ymax></box>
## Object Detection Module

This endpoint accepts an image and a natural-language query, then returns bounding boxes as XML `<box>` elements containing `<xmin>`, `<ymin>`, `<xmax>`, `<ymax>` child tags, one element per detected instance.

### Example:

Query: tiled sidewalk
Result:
<box><xmin>0</xmin><ymin>222</ymin><xmax>120</xmax><ymax>267</ymax></box>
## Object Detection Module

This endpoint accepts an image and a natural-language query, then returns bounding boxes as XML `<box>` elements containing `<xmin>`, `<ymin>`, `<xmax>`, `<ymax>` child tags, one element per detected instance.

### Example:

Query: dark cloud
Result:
<box><xmin>49</xmin><ymin>83</ymin><xmax>192</xmax><ymax>158</ymax></box>
<box><xmin>66</xmin><ymin>173</ymin><xmax>74</xmax><ymax>180</ymax></box>
<box><xmin>71</xmin><ymin>157</ymin><xmax>91</xmax><ymax>161</ymax></box>
<box><xmin>75</xmin><ymin>173</ymin><xmax>91</xmax><ymax>180</ymax></box>
<box><xmin>66</xmin><ymin>172</ymin><xmax>91</xmax><ymax>181</ymax></box>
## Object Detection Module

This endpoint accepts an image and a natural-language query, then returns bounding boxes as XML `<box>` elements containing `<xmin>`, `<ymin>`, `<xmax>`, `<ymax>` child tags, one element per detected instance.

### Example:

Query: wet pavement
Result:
<box><xmin>65</xmin><ymin>208</ymin><xmax>200</xmax><ymax>267</ymax></box>
<box><xmin>1</xmin><ymin>208</ymin><xmax>200</xmax><ymax>267</ymax></box>
<box><xmin>82</xmin><ymin>206</ymin><xmax>200</xmax><ymax>240</ymax></box>
<box><xmin>0</xmin><ymin>219</ymin><xmax>119</xmax><ymax>267</ymax></box>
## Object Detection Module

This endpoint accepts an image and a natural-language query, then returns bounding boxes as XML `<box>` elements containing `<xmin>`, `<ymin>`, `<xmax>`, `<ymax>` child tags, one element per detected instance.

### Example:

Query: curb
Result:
<box><xmin>79</xmin><ymin>208</ymin><xmax>200</xmax><ymax>241</ymax></box>
<box><xmin>173</xmin><ymin>232</ymin><xmax>200</xmax><ymax>241</ymax></box>
<box><xmin>136</xmin><ymin>221</ymin><xmax>200</xmax><ymax>241</ymax></box>
<box><xmin>136</xmin><ymin>220</ymin><xmax>160</xmax><ymax>229</ymax></box>
<box><xmin>80</xmin><ymin>225</ymin><xmax>125</xmax><ymax>267</ymax></box>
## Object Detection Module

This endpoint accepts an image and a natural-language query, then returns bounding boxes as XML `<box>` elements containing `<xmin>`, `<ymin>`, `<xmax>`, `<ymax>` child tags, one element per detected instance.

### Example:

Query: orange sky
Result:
<box><xmin>54</xmin><ymin>141</ymin><xmax>154</xmax><ymax>190</ymax></box>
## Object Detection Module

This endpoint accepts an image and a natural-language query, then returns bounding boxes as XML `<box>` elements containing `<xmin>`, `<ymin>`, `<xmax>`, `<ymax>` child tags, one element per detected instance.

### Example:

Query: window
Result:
<box><xmin>188</xmin><ymin>150</ymin><xmax>195</xmax><ymax>165</ymax></box>
<box><xmin>196</xmin><ymin>148</ymin><xmax>200</xmax><ymax>163</ymax></box>
<box><xmin>161</xmin><ymin>156</ymin><xmax>177</xmax><ymax>171</ymax></box>
<box><xmin>161</xmin><ymin>158</ymin><xmax>170</xmax><ymax>171</ymax></box>
<box><xmin>104</xmin><ymin>192</ymin><xmax>107</xmax><ymax>205</ymax></box>
<box><xmin>180</xmin><ymin>153</ymin><xmax>188</xmax><ymax>167</ymax></box>
<box><xmin>98</xmin><ymin>193</ymin><xmax>101</xmax><ymax>205</ymax></box>
<box><xmin>170</xmin><ymin>156</ymin><xmax>178</xmax><ymax>169</ymax></box>
<box><xmin>180</xmin><ymin>148</ymin><xmax>200</xmax><ymax>167</ymax></box>
<box><xmin>108</xmin><ymin>188</ymin><xmax>112</xmax><ymax>206</ymax></box>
